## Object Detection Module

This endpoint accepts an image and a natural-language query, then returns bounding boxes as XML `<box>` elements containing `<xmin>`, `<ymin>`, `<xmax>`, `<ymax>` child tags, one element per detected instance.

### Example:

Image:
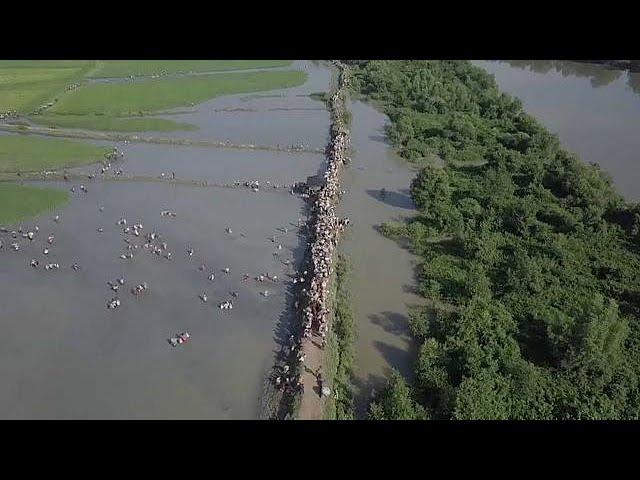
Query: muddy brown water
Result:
<box><xmin>100</xmin><ymin>61</ymin><xmax>333</xmax><ymax>152</ymax></box>
<box><xmin>151</xmin><ymin>61</ymin><xmax>332</xmax><ymax>151</ymax></box>
<box><xmin>0</xmin><ymin>182</ymin><xmax>307</xmax><ymax>419</ymax></box>
<box><xmin>338</xmin><ymin>100</ymin><xmax>423</xmax><ymax>418</ymax></box>
<box><xmin>474</xmin><ymin>60</ymin><xmax>640</xmax><ymax>201</ymax></box>
<box><xmin>0</xmin><ymin>60</ymin><xmax>330</xmax><ymax>419</ymax></box>
<box><xmin>70</xmin><ymin>141</ymin><xmax>325</xmax><ymax>186</ymax></box>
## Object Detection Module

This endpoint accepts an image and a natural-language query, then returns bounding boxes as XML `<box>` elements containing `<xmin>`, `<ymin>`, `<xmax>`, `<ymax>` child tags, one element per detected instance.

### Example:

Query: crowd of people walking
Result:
<box><xmin>274</xmin><ymin>61</ymin><xmax>352</xmax><ymax>409</ymax></box>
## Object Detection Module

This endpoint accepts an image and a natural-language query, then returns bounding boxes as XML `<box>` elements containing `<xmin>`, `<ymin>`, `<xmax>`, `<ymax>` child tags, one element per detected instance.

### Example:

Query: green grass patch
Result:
<box><xmin>50</xmin><ymin>70</ymin><xmax>307</xmax><ymax>116</ymax></box>
<box><xmin>0</xmin><ymin>135</ymin><xmax>109</xmax><ymax>172</ymax></box>
<box><xmin>0</xmin><ymin>61</ymin><xmax>96</xmax><ymax>113</ymax></box>
<box><xmin>0</xmin><ymin>183</ymin><xmax>69</xmax><ymax>224</ymax></box>
<box><xmin>0</xmin><ymin>61</ymin><xmax>95</xmax><ymax>69</ymax></box>
<box><xmin>324</xmin><ymin>255</ymin><xmax>357</xmax><ymax>420</ymax></box>
<box><xmin>0</xmin><ymin>67</ymin><xmax>82</xmax><ymax>88</ymax></box>
<box><xmin>31</xmin><ymin>114</ymin><xmax>198</xmax><ymax>133</ymax></box>
<box><xmin>89</xmin><ymin>60</ymin><xmax>293</xmax><ymax>78</ymax></box>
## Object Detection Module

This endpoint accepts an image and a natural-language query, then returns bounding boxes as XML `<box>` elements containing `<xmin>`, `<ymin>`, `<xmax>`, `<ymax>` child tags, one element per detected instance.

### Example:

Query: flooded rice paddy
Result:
<box><xmin>71</xmin><ymin>142</ymin><xmax>325</xmax><ymax>186</ymax></box>
<box><xmin>0</xmin><ymin>60</ymin><xmax>330</xmax><ymax>419</ymax></box>
<box><xmin>0</xmin><ymin>184</ymin><xmax>305</xmax><ymax>419</ymax></box>
<box><xmin>143</xmin><ymin>61</ymin><xmax>332</xmax><ymax>151</ymax></box>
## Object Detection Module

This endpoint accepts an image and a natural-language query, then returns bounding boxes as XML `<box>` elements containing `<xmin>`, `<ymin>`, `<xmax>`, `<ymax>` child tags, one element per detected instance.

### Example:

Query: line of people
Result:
<box><xmin>298</xmin><ymin>61</ymin><xmax>351</xmax><ymax>346</ymax></box>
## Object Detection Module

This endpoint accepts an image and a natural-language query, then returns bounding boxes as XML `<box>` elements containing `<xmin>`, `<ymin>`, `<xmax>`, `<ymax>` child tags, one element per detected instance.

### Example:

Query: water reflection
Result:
<box><xmin>474</xmin><ymin>60</ymin><xmax>640</xmax><ymax>201</ymax></box>
<box><xmin>500</xmin><ymin>60</ymin><xmax>640</xmax><ymax>95</ymax></box>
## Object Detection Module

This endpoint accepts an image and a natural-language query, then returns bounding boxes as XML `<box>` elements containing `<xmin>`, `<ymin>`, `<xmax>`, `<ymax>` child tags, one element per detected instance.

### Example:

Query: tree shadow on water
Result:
<box><xmin>351</xmin><ymin>341</ymin><xmax>416</xmax><ymax>419</ymax></box>
<box><xmin>369</xmin><ymin>311</ymin><xmax>411</xmax><ymax>339</ymax></box>
<box><xmin>368</xmin><ymin>134</ymin><xmax>390</xmax><ymax>144</ymax></box>
<box><xmin>402</xmin><ymin>283</ymin><xmax>421</xmax><ymax>296</ymax></box>
<box><xmin>372</xmin><ymin>340</ymin><xmax>415</xmax><ymax>381</ymax></box>
<box><xmin>365</xmin><ymin>189</ymin><xmax>415</xmax><ymax>210</ymax></box>
<box><xmin>352</xmin><ymin>372</ymin><xmax>387</xmax><ymax>419</ymax></box>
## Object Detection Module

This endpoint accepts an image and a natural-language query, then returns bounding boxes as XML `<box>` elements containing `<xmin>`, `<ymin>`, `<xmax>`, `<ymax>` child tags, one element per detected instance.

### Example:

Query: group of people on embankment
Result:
<box><xmin>278</xmin><ymin>61</ymin><xmax>351</xmax><ymax>405</ymax></box>
<box><xmin>300</xmin><ymin>63</ymin><xmax>351</xmax><ymax>344</ymax></box>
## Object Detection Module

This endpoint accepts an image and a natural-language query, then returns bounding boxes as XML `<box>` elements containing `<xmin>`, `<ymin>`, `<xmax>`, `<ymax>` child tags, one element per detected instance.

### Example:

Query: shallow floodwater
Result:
<box><xmin>0</xmin><ymin>183</ymin><xmax>306</xmax><ymax>419</ymax></box>
<box><xmin>474</xmin><ymin>60</ymin><xmax>640</xmax><ymax>201</ymax></box>
<box><xmin>339</xmin><ymin>100</ymin><xmax>423</xmax><ymax>418</ymax></box>
<box><xmin>0</xmin><ymin>60</ymin><xmax>331</xmax><ymax>419</ymax></box>
<box><xmin>71</xmin><ymin>141</ymin><xmax>325</xmax><ymax>186</ymax></box>
<box><xmin>149</xmin><ymin>61</ymin><xmax>332</xmax><ymax>151</ymax></box>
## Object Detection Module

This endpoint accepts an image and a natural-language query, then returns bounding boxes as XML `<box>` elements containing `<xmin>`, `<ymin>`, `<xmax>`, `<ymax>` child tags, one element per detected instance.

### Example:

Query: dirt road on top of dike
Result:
<box><xmin>261</xmin><ymin>61</ymin><xmax>351</xmax><ymax>420</ymax></box>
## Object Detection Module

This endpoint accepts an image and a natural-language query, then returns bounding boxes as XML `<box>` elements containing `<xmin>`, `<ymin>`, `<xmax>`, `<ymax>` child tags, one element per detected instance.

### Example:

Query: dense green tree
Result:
<box><xmin>368</xmin><ymin>370</ymin><xmax>428</xmax><ymax>420</ymax></box>
<box><xmin>352</xmin><ymin>60</ymin><xmax>640</xmax><ymax>419</ymax></box>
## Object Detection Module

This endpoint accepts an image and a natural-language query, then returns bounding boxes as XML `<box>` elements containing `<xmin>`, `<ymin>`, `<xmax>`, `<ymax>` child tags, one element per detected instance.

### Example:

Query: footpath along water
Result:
<box><xmin>339</xmin><ymin>100</ymin><xmax>423</xmax><ymax>418</ymax></box>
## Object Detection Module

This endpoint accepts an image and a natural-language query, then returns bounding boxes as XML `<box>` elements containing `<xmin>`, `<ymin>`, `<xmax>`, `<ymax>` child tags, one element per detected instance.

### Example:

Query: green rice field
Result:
<box><xmin>31</xmin><ymin>114</ymin><xmax>198</xmax><ymax>133</ymax></box>
<box><xmin>0</xmin><ymin>61</ymin><xmax>97</xmax><ymax>111</ymax></box>
<box><xmin>0</xmin><ymin>60</ymin><xmax>308</xmax><ymax>223</ymax></box>
<box><xmin>1</xmin><ymin>60</ymin><xmax>305</xmax><ymax>132</ymax></box>
<box><xmin>89</xmin><ymin>60</ymin><xmax>293</xmax><ymax>78</ymax></box>
<box><xmin>0</xmin><ymin>135</ymin><xmax>109</xmax><ymax>172</ymax></box>
<box><xmin>49</xmin><ymin>70</ymin><xmax>307</xmax><ymax>116</ymax></box>
<box><xmin>0</xmin><ymin>183</ymin><xmax>69</xmax><ymax>224</ymax></box>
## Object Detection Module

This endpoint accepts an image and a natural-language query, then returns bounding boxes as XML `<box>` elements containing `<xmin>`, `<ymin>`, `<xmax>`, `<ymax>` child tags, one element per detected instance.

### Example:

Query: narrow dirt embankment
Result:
<box><xmin>262</xmin><ymin>61</ymin><xmax>352</xmax><ymax>420</ymax></box>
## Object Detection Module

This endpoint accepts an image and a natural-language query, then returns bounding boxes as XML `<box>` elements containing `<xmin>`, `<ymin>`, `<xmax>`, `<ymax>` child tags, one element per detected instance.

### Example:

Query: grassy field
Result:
<box><xmin>0</xmin><ymin>135</ymin><xmax>108</xmax><ymax>172</ymax></box>
<box><xmin>31</xmin><ymin>114</ymin><xmax>198</xmax><ymax>133</ymax></box>
<box><xmin>2</xmin><ymin>61</ymin><xmax>306</xmax><ymax>132</ymax></box>
<box><xmin>89</xmin><ymin>60</ymin><xmax>293</xmax><ymax>78</ymax></box>
<box><xmin>0</xmin><ymin>61</ymin><xmax>96</xmax><ymax>113</ymax></box>
<box><xmin>50</xmin><ymin>69</ymin><xmax>307</xmax><ymax>116</ymax></box>
<box><xmin>0</xmin><ymin>61</ymin><xmax>95</xmax><ymax>69</ymax></box>
<box><xmin>0</xmin><ymin>183</ymin><xmax>69</xmax><ymax>224</ymax></box>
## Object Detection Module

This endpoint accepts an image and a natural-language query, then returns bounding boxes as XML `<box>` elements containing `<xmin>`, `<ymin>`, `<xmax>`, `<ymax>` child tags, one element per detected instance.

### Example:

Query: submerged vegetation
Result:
<box><xmin>0</xmin><ymin>135</ymin><xmax>108</xmax><ymax>172</ymax></box>
<box><xmin>350</xmin><ymin>60</ymin><xmax>640</xmax><ymax>419</ymax></box>
<box><xmin>0</xmin><ymin>183</ymin><xmax>69</xmax><ymax>224</ymax></box>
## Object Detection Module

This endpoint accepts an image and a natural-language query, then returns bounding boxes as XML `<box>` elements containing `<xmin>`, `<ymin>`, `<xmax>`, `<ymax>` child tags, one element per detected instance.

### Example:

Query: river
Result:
<box><xmin>473</xmin><ymin>60</ymin><xmax>640</xmax><ymax>201</ymax></box>
<box><xmin>339</xmin><ymin>100</ymin><xmax>423</xmax><ymax>418</ymax></box>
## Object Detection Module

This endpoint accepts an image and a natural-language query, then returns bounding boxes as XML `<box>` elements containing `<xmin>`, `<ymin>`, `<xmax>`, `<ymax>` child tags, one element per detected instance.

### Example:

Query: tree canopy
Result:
<box><xmin>350</xmin><ymin>60</ymin><xmax>640</xmax><ymax>420</ymax></box>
